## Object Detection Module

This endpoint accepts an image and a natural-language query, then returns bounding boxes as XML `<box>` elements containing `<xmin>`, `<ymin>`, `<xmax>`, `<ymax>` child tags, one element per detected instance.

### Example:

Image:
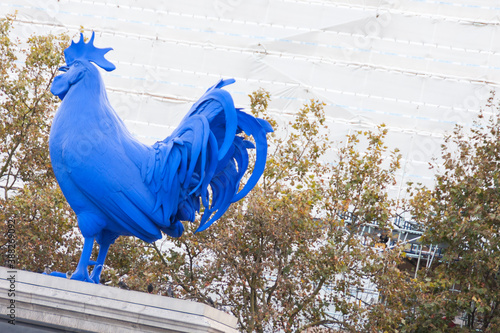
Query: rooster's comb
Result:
<box><xmin>64</xmin><ymin>32</ymin><xmax>116</xmax><ymax>72</ymax></box>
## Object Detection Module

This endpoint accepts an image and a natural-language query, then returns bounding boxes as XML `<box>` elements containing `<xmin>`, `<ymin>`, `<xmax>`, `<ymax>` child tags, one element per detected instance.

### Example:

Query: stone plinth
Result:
<box><xmin>0</xmin><ymin>266</ymin><xmax>237</xmax><ymax>332</ymax></box>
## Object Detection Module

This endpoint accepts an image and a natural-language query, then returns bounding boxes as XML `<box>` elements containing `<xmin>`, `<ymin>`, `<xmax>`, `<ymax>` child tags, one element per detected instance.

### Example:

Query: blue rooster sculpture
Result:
<box><xmin>49</xmin><ymin>33</ymin><xmax>273</xmax><ymax>283</ymax></box>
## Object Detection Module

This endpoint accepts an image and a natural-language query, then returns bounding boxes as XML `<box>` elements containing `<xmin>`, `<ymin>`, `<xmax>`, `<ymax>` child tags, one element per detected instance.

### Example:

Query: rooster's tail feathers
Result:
<box><xmin>144</xmin><ymin>79</ymin><xmax>272</xmax><ymax>236</ymax></box>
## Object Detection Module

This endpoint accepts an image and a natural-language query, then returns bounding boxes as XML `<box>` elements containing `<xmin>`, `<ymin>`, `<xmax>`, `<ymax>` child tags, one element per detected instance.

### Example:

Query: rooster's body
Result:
<box><xmin>49</xmin><ymin>33</ymin><xmax>272</xmax><ymax>283</ymax></box>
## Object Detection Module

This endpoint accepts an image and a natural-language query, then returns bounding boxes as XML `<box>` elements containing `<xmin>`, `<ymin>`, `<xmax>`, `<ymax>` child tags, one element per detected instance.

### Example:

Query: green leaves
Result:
<box><xmin>404</xmin><ymin>96</ymin><xmax>500</xmax><ymax>332</ymax></box>
<box><xmin>328</xmin><ymin>125</ymin><xmax>401</xmax><ymax>232</ymax></box>
<box><xmin>0</xmin><ymin>15</ymin><xmax>78</xmax><ymax>274</ymax></box>
<box><xmin>0</xmin><ymin>15</ymin><xmax>70</xmax><ymax>196</ymax></box>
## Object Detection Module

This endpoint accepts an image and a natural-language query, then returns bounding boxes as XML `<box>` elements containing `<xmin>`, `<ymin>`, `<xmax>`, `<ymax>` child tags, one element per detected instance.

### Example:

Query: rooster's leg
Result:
<box><xmin>70</xmin><ymin>236</ymin><xmax>94</xmax><ymax>282</ymax></box>
<box><xmin>89</xmin><ymin>241</ymin><xmax>111</xmax><ymax>284</ymax></box>
<box><xmin>89</xmin><ymin>232</ymin><xmax>119</xmax><ymax>284</ymax></box>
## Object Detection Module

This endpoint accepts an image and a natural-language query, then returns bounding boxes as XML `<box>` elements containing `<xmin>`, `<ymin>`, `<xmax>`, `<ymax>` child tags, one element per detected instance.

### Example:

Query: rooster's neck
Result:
<box><xmin>54</xmin><ymin>71</ymin><xmax>130</xmax><ymax>141</ymax></box>
<box><xmin>79</xmin><ymin>71</ymin><xmax>107</xmax><ymax>103</ymax></box>
<box><xmin>62</xmin><ymin>72</ymin><xmax>110</xmax><ymax>114</ymax></box>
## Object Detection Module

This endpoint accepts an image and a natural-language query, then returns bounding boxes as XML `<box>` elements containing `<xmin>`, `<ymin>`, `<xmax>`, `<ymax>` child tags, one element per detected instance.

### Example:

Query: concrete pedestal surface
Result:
<box><xmin>0</xmin><ymin>266</ymin><xmax>237</xmax><ymax>332</ymax></box>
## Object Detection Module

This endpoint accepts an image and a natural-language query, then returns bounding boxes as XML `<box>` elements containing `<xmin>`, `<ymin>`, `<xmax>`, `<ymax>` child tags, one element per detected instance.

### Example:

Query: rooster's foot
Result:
<box><xmin>70</xmin><ymin>268</ymin><xmax>94</xmax><ymax>283</ymax></box>
<box><xmin>44</xmin><ymin>271</ymin><xmax>71</xmax><ymax>279</ymax></box>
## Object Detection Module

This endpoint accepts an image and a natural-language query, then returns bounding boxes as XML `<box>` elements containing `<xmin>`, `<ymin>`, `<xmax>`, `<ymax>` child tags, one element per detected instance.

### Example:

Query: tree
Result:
<box><xmin>149</xmin><ymin>89</ymin><xmax>404</xmax><ymax>332</ymax></box>
<box><xmin>0</xmin><ymin>15</ymin><xmax>80</xmax><ymax>273</ymax></box>
<box><xmin>405</xmin><ymin>95</ymin><xmax>500</xmax><ymax>332</ymax></box>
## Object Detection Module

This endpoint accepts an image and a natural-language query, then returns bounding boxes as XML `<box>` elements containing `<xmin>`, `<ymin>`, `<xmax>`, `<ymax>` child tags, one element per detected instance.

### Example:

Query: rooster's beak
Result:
<box><xmin>58</xmin><ymin>66</ymin><xmax>70</xmax><ymax>72</ymax></box>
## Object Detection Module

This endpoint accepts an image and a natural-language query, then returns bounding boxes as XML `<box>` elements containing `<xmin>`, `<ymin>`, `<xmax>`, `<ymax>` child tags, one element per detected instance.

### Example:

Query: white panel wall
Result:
<box><xmin>2</xmin><ymin>0</ymin><xmax>499</xmax><ymax>198</ymax></box>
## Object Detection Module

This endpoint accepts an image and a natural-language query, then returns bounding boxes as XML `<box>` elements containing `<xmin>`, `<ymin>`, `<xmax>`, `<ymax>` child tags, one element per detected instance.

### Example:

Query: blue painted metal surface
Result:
<box><xmin>48</xmin><ymin>33</ymin><xmax>273</xmax><ymax>283</ymax></box>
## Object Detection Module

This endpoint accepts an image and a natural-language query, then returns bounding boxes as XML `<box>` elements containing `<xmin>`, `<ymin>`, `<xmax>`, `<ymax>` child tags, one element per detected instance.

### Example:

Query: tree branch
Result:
<box><xmin>298</xmin><ymin>318</ymin><xmax>344</xmax><ymax>332</ymax></box>
<box><xmin>288</xmin><ymin>276</ymin><xmax>326</xmax><ymax>323</ymax></box>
